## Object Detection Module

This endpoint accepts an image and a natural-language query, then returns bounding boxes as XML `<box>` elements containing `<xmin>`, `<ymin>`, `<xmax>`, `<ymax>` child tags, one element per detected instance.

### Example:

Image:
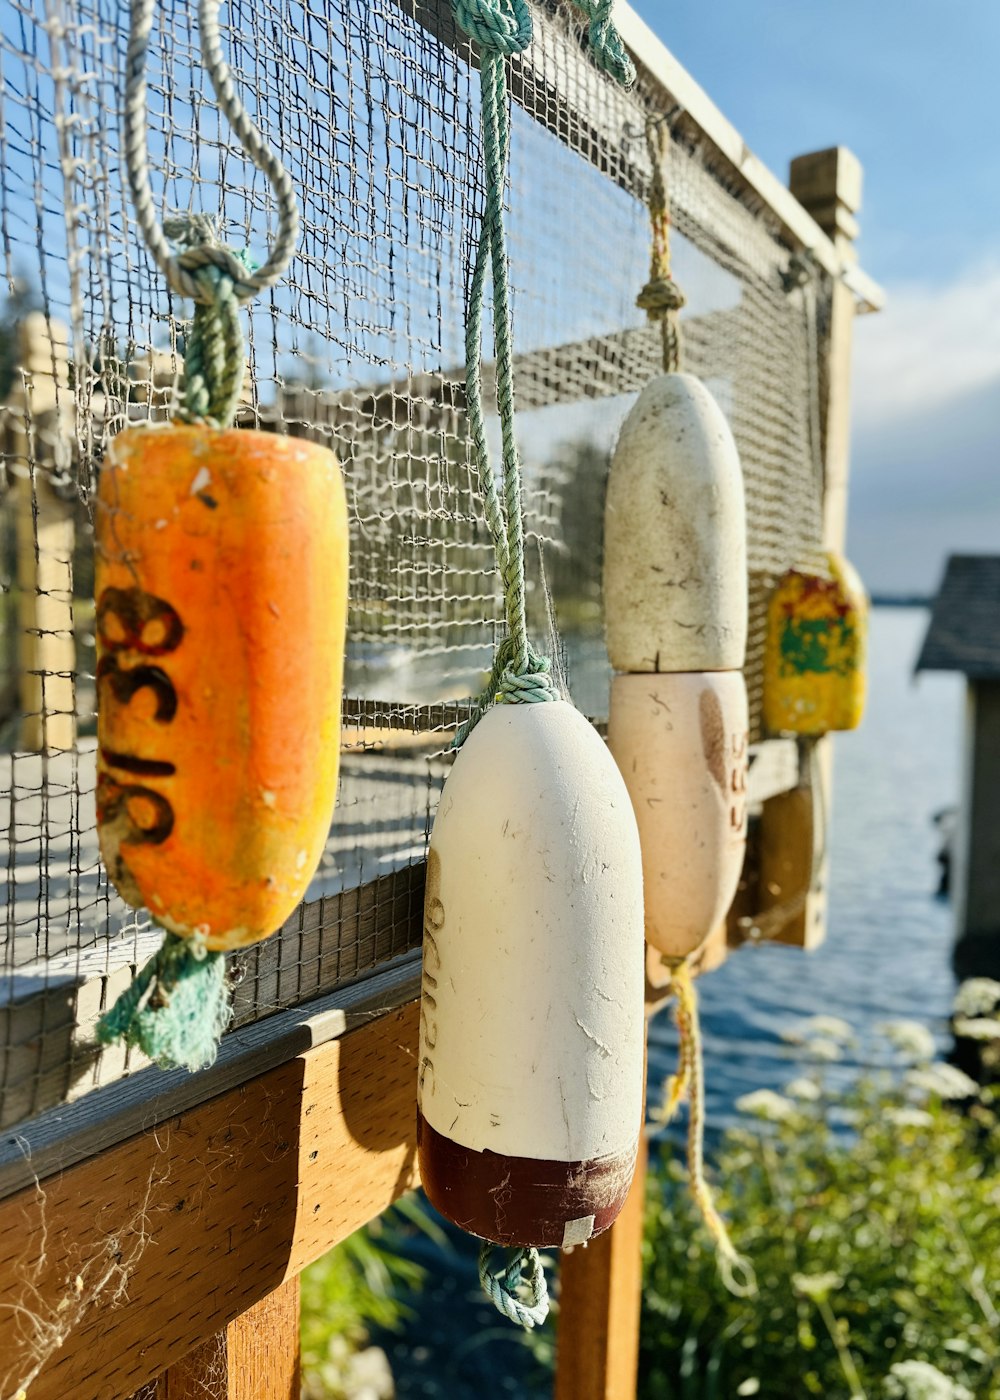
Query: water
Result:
<box><xmin>653</xmin><ymin>605</ymin><xmax>964</xmax><ymax>1122</ymax></box>
<box><xmin>364</xmin><ymin>606</ymin><xmax>966</xmax><ymax>1397</ymax></box>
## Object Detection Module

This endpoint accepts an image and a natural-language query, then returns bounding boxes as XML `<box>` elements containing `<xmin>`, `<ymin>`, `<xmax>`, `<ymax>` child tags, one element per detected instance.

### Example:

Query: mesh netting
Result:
<box><xmin>0</xmin><ymin>0</ymin><xmax>828</xmax><ymax>1127</ymax></box>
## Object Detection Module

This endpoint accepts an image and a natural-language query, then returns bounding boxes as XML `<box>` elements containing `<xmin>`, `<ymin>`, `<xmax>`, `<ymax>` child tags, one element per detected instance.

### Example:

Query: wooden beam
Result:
<box><xmin>754</xmin><ymin>148</ymin><xmax>865</xmax><ymax>949</ymax></box>
<box><xmin>556</xmin><ymin>1126</ymin><xmax>647</xmax><ymax>1400</ymax></box>
<box><xmin>0</xmin><ymin>1003</ymin><xmax>420</xmax><ymax>1400</ymax></box>
<box><xmin>148</xmin><ymin>1277</ymin><xmax>301</xmax><ymax>1400</ymax></box>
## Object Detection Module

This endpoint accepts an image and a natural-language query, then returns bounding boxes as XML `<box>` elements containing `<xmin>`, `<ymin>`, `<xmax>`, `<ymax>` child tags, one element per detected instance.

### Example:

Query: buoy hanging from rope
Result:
<box><xmin>604</xmin><ymin>116</ymin><xmax>749</xmax><ymax>962</ymax></box>
<box><xmin>417</xmin><ymin>0</ymin><xmax>642</xmax><ymax>1329</ymax></box>
<box><xmin>95</xmin><ymin>0</ymin><xmax>348</xmax><ymax>1071</ymax></box>
<box><xmin>604</xmin><ymin>371</ymin><xmax>748</xmax><ymax>959</ymax></box>
<box><xmin>763</xmin><ymin>551</ymin><xmax>868</xmax><ymax>735</ymax></box>
<box><xmin>603</xmin><ymin>113</ymin><xmax>755</xmax><ymax>1298</ymax></box>
<box><xmin>417</xmin><ymin>702</ymin><xmax>645</xmax><ymax>1247</ymax></box>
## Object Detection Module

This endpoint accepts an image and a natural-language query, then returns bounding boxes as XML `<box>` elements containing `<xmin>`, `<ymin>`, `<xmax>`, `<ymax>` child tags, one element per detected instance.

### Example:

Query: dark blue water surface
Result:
<box><xmin>366</xmin><ymin>607</ymin><xmax>964</xmax><ymax>1397</ymax></box>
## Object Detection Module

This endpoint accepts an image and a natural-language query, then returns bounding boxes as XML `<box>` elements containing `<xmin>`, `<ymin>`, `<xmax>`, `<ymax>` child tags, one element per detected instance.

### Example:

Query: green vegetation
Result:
<box><xmin>299</xmin><ymin>1011</ymin><xmax>1000</xmax><ymax>1400</ymax></box>
<box><xmin>300</xmin><ymin>1197</ymin><xmax>436</xmax><ymax>1399</ymax></box>
<box><xmin>641</xmin><ymin>1017</ymin><xmax>1000</xmax><ymax>1400</ymax></box>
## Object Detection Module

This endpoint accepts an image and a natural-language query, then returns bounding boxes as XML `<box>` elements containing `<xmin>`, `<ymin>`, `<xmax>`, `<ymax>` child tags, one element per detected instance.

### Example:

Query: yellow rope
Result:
<box><xmin>656</xmin><ymin>962</ymin><xmax>757</xmax><ymax>1297</ymax></box>
<box><xmin>635</xmin><ymin>115</ymin><xmax>685</xmax><ymax>372</ymax></box>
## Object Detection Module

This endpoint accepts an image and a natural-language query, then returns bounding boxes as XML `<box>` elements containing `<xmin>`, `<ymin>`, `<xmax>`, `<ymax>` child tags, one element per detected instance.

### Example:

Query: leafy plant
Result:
<box><xmin>301</xmin><ymin>1196</ymin><xmax>443</xmax><ymax>1398</ymax></box>
<box><xmin>640</xmin><ymin>1018</ymin><xmax>1000</xmax><ymax>1399</ymax></box>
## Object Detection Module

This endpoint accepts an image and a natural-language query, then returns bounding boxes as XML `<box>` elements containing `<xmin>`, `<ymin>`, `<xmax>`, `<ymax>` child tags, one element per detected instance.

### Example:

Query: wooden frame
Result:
<box><xmin>0</xmin><ymin>2</ymin><xmax>878</xmax><ymax>1395</ymax></box>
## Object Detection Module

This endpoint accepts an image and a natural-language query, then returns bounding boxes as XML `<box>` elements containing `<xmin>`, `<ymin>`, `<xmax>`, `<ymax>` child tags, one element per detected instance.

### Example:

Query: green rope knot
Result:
<box><xmin>569</xmin><ymin>0</ymin><xmax>636</xmax><ymax>89</ymax></box>
<box><xmin>165</xmin><ymin>217</ymin><xmax>256</xmax><ymax>426</ymax></box>
<box><xmin>454</xmin><ymin>637</ymin><xmax>559</xmax><ymax>747</ymax></box>
<box><xmin>453</xmin><ymin>0</ymin><xmax>532</xmax><ymax>54</ymax></box>
<box><xmin>498</xmin><ymin>652</ymin><xmax>559</xmax><ymax>704</ymax></box>
<box><xmin>96</xmin><ymin>931</ymin><xmax>232</xmax><ymax>1071</ymax></box>
<box><xmin>478</xmin><ymin>1242</ymin><xmax>550</xmax><ymax>1329</ymax></box>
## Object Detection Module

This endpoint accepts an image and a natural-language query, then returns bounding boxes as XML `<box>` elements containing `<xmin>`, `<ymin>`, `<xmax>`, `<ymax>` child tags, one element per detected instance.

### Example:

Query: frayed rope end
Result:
<box><xmin>97</xmin><ymin>931</ymin><xmax>232</xmax><ymax>1072</ymax></box>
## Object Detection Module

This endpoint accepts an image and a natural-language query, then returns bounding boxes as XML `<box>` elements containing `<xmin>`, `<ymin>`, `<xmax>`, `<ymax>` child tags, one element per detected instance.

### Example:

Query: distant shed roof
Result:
<box><xmin>916</xmin><ymin>555</ymin><xmax>1000</xmax><ymax>678</ymax></box>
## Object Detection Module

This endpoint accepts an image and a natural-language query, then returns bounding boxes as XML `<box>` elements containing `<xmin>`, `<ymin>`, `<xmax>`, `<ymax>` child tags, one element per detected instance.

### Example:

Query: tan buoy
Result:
<box><xmin>604</xmin><ymin>373</ymin><xmax>749</xmax><ymax>961</ymax></box>
<box><xmin>417</xmin><ymin>701</ymin><xmax>645</xmax><ymax>1248</ymax></box>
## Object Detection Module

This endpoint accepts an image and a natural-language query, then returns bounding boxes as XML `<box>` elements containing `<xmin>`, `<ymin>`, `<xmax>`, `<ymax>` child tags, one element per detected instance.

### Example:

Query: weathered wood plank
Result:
<box><xmin>555</xmin><ymin>1126</ymin><xmax>648</xmax><ymax>1400</ymax></box>
<box><xmin>0</xmin><ymin>1003</ymin><xmax>420</xmax><ymax>1400</ymax></box>
<box><xmin>0</xmin><ymin>953</ymin><xmax>421</xmax><ymax>1200</ymax></box>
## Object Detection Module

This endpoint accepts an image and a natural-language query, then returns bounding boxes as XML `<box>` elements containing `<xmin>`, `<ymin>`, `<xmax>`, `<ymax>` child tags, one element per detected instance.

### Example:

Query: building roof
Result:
<box><xmin>916</xmin><ymin>555</ymin><xmax>1000</xmax><ymax>678</ymax></box>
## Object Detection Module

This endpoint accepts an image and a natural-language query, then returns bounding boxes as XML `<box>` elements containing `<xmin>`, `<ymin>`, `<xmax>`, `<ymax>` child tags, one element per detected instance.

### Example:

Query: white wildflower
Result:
<box><xmin>907</xmin><ymin>1063</ymin><xmax>979</xmax><ymax>1101</ymax></box>
<box><xmin>735</xmin><ymin>1089</ymin><xmax>798</xmax><ymax>1122</ymax></box>
<box><xmin>953</xmin><ymin>1016</ymin><xmax>1000</xmax><ymax>1041</ymax></box>
<box><xmin>792</xmin><ymin>1271</ymin><xmax>843</xmax><ymax>1301</ymax></box>
<box><xmin>736</xmin><ymin>1382</ymin><xmax>760</xmax><ymax>1397</ymax></box>
<box><xmin>885</xmin><ymin>1359</ymin><xmax>973</xmax><ymax>1400</ymax></box>
<box><xmin>885</xmin><ymin>1106</ymin><xmax>934</xmax><ymax>1129</ymax></box>
<box><xmin>952</xmin><ymin>977</ymin><xmax>1000</xmax><ymax>1019</ymax></box>
<box><xmin>784</xmin><ymin>1076</ymin><xmax>822</xmax><ymax>1101</ymax></box>
<box><xmin>879</xmin><ymin>1019</ymin><xmax>937</xmax><ymax>1062</ymax></box>
<box><xmin>805</xmin><ymin>1014</ymin><xmax>854</xmax><ymax>1041</ymax></box>
<box><xmin>806</xmin><ymin>1036</ymin><xmax>843</xmax><ymax>1062</ymax></box>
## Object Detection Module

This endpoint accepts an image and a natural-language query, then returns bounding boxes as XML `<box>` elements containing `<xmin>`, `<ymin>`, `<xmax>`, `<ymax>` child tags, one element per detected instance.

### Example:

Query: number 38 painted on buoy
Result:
<box><xmin>95</xmin><ymin>422</ymin><xmax>349</xmax><ymax>950</ymax></box>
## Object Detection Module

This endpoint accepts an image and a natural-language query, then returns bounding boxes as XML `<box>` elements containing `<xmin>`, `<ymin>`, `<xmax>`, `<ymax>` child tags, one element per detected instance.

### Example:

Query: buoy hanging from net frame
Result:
<box><xmin>604</xmin><ymin>116</ymin><xmax>749</xmax><ymax>965</ymax></box>
<box><xmin>763</xmin><ymin>550</ymin><xmax>868</xmax><ymax>735</ymax></box>
<box><xmin>416</xmin><ymin>0</ymin><xmax>644</xmax><ymax>1330</ymax></box>
<box><xmin>95</xmin><ymin>0</ymin><xmax>348</xmax><ymax>1072</ymax></box>
<box><xmin>603</xmin><ymin>113</ymin><xmax>755</xmax><ymax>1297</ymax></box>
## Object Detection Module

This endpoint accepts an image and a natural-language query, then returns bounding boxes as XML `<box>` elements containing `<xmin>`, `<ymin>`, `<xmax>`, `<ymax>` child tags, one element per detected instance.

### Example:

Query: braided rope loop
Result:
<box><xmin>124</xmin><ymin>0</ymin><xmax>298</xmax><ymax>308</ymax></box>
<box><xmin>478</xmin><ymin>1243</ymin><xmax>550</xmax><ymax>1329</ymax></box>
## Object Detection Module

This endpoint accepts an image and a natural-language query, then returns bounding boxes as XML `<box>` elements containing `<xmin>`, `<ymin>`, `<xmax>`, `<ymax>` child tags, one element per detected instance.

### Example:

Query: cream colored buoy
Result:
<box><xmin>605</xmin><ymin>374</ymin><xmax>747</xmax><ymax>674</ymax></box>
<box><xmin>417</xmin><ymin>700</ymin><xmax>645</xmax><ymax>1248</ymax></box>
<box><xmin>607</xmin><ymin>672</ymin><xmax>747</xmax><ymax>960</ymax></box>
<box><xmin>604</xmin><ymin>373</ymin><xmax>749</xmax><ymax>961</ymax></box>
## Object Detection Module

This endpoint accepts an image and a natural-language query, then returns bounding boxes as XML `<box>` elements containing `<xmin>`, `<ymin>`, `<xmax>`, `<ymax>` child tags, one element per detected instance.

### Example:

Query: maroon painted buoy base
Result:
<box><xmin>417</xmin><ymin>1111</ymin><xmax>638</xmax><ymax>1248</ymax></box>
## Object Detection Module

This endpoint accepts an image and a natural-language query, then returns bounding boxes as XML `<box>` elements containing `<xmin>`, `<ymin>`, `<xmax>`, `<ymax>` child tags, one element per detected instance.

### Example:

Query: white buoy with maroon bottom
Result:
<box><xmin>417</xmin><ymin>700</ymin><xmax>645</xmax><ymax>1248</ymax></box>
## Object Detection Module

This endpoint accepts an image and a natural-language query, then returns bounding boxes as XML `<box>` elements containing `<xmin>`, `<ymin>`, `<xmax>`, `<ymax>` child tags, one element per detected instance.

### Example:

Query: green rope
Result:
<box><xmin>96</xmin><ymin>933</ymin><xmax>232</xmax><ymax>1071</ymax></box>
<box><xmin>97</xmin><ymin>0</ymin><xmax>300</xmax><ymax>1073</ymax></box>
<box><xmin>449</xmin><ymin>0</ymin><xmax>634</xmax><ymax>1330</ymax></box>
<box><xmin>455</xmin><ymin>0</ymin><xmax>633</xmax><ymax>745</ymax></box>
<box><xmin>163</xmin><ymin>217</ymin><xmax>258</xmax><ymax>426</ymax></box>
<box><xmin>478</xmin><ymin>1242</ymin><xmax>550</xmax><ymax>1329</ymax></box>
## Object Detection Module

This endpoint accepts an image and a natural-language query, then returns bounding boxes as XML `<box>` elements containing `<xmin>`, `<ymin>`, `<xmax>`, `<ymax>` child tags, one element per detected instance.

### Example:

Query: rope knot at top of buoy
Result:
<box><xmin>498</xmin><ymin>649</ymin><xmax>560</xmax><ymax>704</ymax></box>
<box><xmin>452</xmin><ymin>0</ymin><xmax>533</xmax><ymax>55</ymax></box>
<box><xmin>636</xmin><ymin>274</ymin><xmax>686</xmax><ymax>319</ymax></box>
<box><xmin>164</xmin><ymin>217</ymin><xmax>256</xmax><ymax>426</ymax></box>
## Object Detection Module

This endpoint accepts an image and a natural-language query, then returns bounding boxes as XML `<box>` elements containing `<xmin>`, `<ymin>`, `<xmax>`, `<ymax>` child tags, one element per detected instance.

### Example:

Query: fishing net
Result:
<box><xmin>0</xmin><ymin>0</ymin><xmax>829</xmax><ymax>1129</ymax></box>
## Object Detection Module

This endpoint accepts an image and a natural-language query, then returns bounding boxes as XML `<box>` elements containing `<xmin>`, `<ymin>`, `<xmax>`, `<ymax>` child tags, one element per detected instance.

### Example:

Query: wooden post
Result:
<box><xmin>130</xmin><ymin>1277</ymin><xmax>301</xmax><ymax>1399</ymax></box>
<box><xmin>7</xmin><ymin>313</ymin><xmax>76</xmax><ymax>752</ymax></box>
<box><xmin>556</xmin><ymin>1126</ymin><xmax>648</xmax><ymax>1400</ymax></box>
<box><xmin>757</xmin><ymin>147</ymin><xmax>864</xmax><ymax>948</ymax></box>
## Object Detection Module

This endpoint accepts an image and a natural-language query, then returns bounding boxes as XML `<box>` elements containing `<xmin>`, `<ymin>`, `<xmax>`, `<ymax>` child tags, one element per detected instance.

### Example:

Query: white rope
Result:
<box><xmin>123</xmin><ymin>0</ymin><xmax>298</xmax><ymax>304</ymax></box>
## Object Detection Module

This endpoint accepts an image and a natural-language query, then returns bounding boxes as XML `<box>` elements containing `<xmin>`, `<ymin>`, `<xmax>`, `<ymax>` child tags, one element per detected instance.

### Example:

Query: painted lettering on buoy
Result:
<box><xmin>95</xmin><ymin>423</ymin><xmax>349</xmax><ymax>950</ymax></box>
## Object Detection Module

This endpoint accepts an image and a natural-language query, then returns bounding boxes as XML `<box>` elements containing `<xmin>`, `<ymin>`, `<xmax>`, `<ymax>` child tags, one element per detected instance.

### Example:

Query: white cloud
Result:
<box><xmin>852</xmin><ymin>260</ymin><xmax>1000</xmax><ymax>432</ymax></box>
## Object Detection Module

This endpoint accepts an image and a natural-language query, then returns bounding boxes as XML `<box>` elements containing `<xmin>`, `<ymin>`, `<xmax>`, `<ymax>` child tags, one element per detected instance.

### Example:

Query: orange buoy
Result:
<box><xmin>95</xmin><ymin>421</ymin><xmax>348</xmax><ymax>950</ymax></box>
<box><xmin>763</xmin><ymin>552</ymin><xmax>867</xmax><ymax>736</ymax></box>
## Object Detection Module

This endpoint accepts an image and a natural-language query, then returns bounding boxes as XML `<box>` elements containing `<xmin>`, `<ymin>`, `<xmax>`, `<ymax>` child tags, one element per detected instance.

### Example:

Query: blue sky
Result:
<box><xmin>629</xmin><ymin>0</ymin><xmax>1000</xmax><ymax>594</ymax></box>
